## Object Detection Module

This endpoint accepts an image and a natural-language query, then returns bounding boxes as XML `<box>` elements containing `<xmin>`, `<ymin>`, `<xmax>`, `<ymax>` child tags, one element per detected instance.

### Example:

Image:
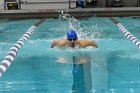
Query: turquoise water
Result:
<box><xmin>0</xmin><ymin>17</ymin><xmax>140</xmax><ymax>93</ymax></box>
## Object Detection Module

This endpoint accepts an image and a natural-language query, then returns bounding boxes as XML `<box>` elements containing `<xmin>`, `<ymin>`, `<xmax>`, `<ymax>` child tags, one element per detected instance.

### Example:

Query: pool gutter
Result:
<box><xmin>1</xmin><ymin>7</ymin><xmax>140</xmax><ymax>19</ymax></box>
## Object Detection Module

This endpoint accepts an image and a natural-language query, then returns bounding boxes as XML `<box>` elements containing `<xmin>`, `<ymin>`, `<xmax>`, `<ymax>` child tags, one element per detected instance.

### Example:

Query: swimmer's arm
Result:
<box><xmin>90</xmin><ymin>41</ymin><xmax>98</xmax><ymax>48</ymax></box>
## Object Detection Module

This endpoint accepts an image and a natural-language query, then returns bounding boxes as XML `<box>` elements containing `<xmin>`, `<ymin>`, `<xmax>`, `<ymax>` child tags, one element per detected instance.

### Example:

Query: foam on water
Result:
<box><xmin>59</xmin><ymin>11</ymin><xmax>102</xmax><ymax>40</ymax></box>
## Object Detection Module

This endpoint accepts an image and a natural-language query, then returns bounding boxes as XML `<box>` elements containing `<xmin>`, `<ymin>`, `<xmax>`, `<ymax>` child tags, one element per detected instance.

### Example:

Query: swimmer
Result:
<box><xmin>50</xmin><ymin>30</ymin><xmax>98</xmax><ymax>48</ymax></box>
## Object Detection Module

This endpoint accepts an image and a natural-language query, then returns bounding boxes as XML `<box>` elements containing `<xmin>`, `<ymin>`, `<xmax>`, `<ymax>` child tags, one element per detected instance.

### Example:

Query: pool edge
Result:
<box><xmin>1</xmin><ymin>7</ymin><xmax>140</xmax><ymax>19</ymax></box>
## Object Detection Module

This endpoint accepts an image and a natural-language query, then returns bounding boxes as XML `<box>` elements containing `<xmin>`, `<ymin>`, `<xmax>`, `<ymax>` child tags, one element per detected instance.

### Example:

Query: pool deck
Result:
<box><xmin>1</xmin><ymin>7</ymin><xmax>140</xmax><ymax>19</ymax></box>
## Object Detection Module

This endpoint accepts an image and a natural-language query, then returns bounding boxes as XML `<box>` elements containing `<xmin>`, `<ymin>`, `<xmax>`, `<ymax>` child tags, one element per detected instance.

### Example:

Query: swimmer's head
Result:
<box><xmin>67</xmin><ymin>30</ymin><xmax>78</xmax><ymax>39</ymax></box>
<box><xmin>67</xmin><ymin>30</ymin><xmax>78</xmax><ymax>48</ymax></box>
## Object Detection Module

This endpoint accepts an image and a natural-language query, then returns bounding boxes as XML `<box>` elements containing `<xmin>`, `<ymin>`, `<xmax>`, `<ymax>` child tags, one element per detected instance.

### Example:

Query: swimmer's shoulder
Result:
<box><xmin>53</xmin><ymin>39</ymin><xmax>67</xmax><ymax>43</ymax></box>
<box><xmin>77</xmin><ymin>39</ymin><xmax>96</xmax><ymax>43</ymax></box>
<box><xmin>76</xmin><ymin>39</ymin><xmax>97</xmax><ymax>48</ymax></box>
<box><xmin>52</xmin><ymin>39</ymin><xmax>68</xmax><ymax>47</ymax></box>
<box><xmin>76</xmin><ymin>39</ymin><xmax>91</xmax><ymax>44</ymax></box>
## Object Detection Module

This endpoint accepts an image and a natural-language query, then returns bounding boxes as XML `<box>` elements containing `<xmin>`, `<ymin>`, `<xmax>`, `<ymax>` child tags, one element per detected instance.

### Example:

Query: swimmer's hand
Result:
<box><xmin>91</xmin><ymin>41</ymin><xmax>98</xmax><ymax>48</ymax></box>
<box><xmin>50</xmin><ymin>43</ymin><xmax>55</xmax><ymax>48</ymax></box>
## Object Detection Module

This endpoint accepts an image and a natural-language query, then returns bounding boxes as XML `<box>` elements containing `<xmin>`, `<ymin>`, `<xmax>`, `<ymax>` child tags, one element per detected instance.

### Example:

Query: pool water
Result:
<box><xmin>0</xmin><ymin>17</ymin><xmax>140</xmax><ymax>93</ymax></box>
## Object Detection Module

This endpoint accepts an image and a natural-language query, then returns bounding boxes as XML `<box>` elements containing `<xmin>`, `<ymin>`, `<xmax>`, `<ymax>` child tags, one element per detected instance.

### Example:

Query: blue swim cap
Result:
<box><xmin>67</xmin><ymin>30</ymin><xmax>77</xmax><ymax>39</ymax></box>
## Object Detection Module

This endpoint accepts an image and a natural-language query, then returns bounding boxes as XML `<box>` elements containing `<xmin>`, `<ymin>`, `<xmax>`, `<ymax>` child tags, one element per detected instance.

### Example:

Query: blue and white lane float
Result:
<box><xmin>0</xmin><ymin>18</ymin><xmax>45</xmax><ymax>77</ymax></box>
<box><xmin>110</xmin><ymin>17</ymin><xmax>140</xmax><ymax>48</ymax></box>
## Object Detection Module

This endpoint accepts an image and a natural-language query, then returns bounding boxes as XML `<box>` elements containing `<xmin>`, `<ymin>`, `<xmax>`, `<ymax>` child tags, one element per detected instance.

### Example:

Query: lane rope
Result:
<box><xmin>110</xmin><ymin>17</ymin><xmax>140</xmax><ymax>48</ymax></box>
<box><xmin>0</xmin><ymin>18</ymin><xmax>45</xmax><ymax>77</ymax></box>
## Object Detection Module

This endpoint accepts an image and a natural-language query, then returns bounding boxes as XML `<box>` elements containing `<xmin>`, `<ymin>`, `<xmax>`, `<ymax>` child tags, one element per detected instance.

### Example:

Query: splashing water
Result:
<box><xmin>59</xmin><ymin>11</ymin><xmax>102</xmax><ymax>40</ymax></box>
